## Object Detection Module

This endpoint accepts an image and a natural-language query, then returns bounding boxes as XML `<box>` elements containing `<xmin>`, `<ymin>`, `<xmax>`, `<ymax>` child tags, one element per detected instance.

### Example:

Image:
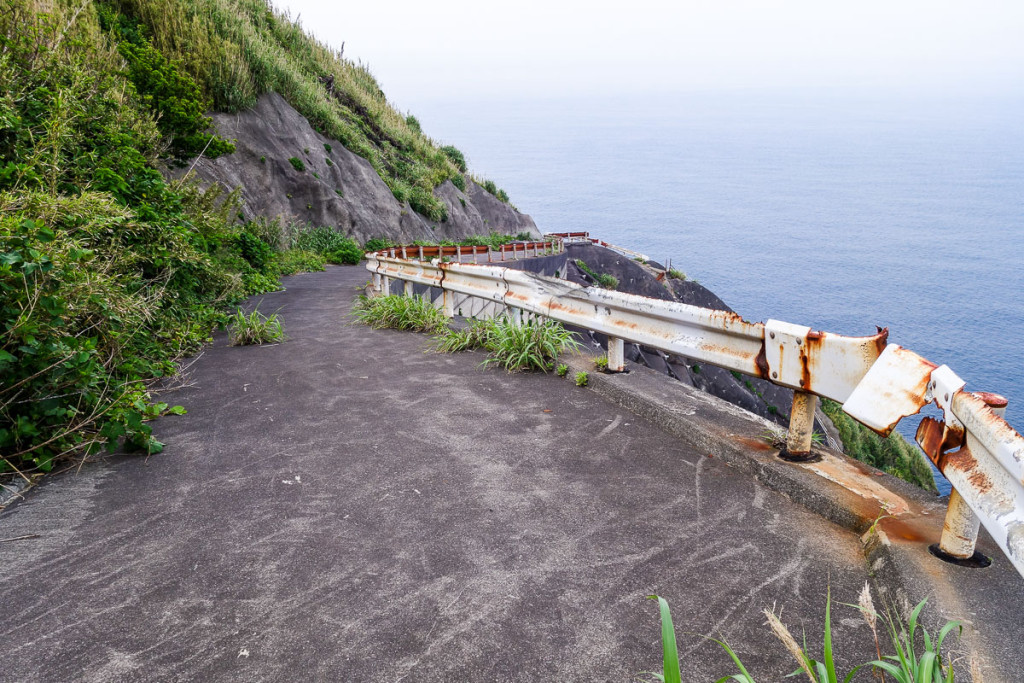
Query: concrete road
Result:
<box><xmin>0</xmin><ymin>266</ymin><xmax>880</xmax><ymax>682</ymax></box>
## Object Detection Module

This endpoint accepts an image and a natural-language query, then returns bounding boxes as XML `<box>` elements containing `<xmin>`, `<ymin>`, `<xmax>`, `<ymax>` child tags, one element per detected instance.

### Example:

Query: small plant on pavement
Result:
<box><xmin>643</xmin><ymin>585</ymin><xmax>964</xmax><ymax>683</ymax></box>
<box><xmin>575</xmin><ymin>371</ymin><xmax>589</xmax><ymax>387</ymax></box>
<box><xmin>481</xmin><ymin>317</ymin><xmax>581</xmax><ymax>373</ymax></box>
<box><xmin>352</xmin><ymin>295</ymin><xmax>449</xmax><ymax>333</ymax></box>
<box><xmin>595</xmin><ymin>354</ymin><xmax>609</xmax><ymax>372</ymax></box>
<box><xmin>228</xmin><ymin>307</ymin><xmax>286</xmax><ymax>346</ymax></box>
<box><xmin>556</xmin><ymin>363</ymin><xmax>569</xmax><ymax>377</ymax></box>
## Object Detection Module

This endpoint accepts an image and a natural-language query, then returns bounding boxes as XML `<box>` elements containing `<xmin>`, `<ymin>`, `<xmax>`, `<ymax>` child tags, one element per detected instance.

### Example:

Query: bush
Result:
<box><xmin>227</xmin><ymin>307</ymin><xmax>285</xmax><ymax>345</ymax></box>
<box><xmin>821</xmin><ymin>398</ymin><xmax>936</xmax><ymax>490</ymax></box>
<box><xmin>575</xmin><ymin>371</ymin><xmax>589</xmax><ymax>387</ymax></box>
<box><xmin>288</xmin><ymin>157</ymin><xmax>305</xmax><ymax>172</ymax></box>
<box><xmin>451</xmin><ymin>174</ymin><xmax>466</xmax><ymax>192</ymax></box>
<box><xmin>440</xmin><ymin>145</ymin><xmax>467</xmax><ymax>172</ymax></box>
<box><xmin>405</xmin><ymin>114</ymin><xmax>421</xmax><ymax>133</ymax></box>
<box><xmin>98</xmin><ymin>7</ymin><xmax>234</xmax><ymax>161</ymax></box>
<box><xmin>556</xmin><ymin>363</ymin><xmax>569</xmax><ymax>377</ymax></box>
<box><xmin>326</xmin><ymin>238</ymin><xmax>363</xmax><ymax>265</ymax></box>
<box><xmin>274</xmin><ymin>249</ymin><xmax>325</xmax><ymax>275</ymax></box>
<box><xmin>352</xmin><ymin>295</ymin><xmax>449</xmax><ymax>334</ymax></box>
<box><xmin>292</xmin><ymin>226</ymin><xmax>352</xmax><ymax>254</ymax></box>
<box><xmin>364</xmin><ymin>237</ymin><xmax>395</xmax><ymax>252</ymax></box>
<box><xmin>433</xmin><ymin>316</ymin><xmax>581</xmax><ymax>373</ymax></box>
<box><xmin>234</xmin><ymin>230</ymin><xmax>273</xmax><ymax>271</ymax></box>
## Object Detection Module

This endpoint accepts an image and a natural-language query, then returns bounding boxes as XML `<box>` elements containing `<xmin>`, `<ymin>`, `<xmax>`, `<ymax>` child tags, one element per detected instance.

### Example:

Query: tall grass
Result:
<box><xmin>351</xmin><ymin>295</ymin><xmax>449</xmax><ymax>334</ymax></box>
<box><xmin>433</xmin><ymin>316</ymin><xmax>581</xmax><ymax>373</ymax></box>
<box><xmin>104</xmin><ymin>0</ymin><xmax>467</xmax><ymax>219</ymax></box>
<box><xmin>646</xmin><ymin>586</ymin><xmax>964</xmax><ymax>683</ymax></box>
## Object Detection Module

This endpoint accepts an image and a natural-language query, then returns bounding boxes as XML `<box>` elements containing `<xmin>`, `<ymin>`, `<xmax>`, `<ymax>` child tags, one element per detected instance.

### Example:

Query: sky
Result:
<box><xmin>277</xmin><ymin>0</ymin><xmax>1024</xmax><ymax>105</ymax></box>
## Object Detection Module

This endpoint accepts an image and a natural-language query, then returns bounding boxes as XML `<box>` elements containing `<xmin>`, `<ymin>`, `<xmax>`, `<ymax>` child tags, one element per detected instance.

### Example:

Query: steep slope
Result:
<box><xmin>183</xmin><ymin>93</ymin><xmax>538</xmax><ymax>243</ymax></box>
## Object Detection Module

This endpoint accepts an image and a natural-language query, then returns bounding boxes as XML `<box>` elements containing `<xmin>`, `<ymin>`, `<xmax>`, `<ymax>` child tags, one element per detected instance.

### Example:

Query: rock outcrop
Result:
<box><xmin>178</xmin><ymin>93</ymin><xmax>539</xmax><ymax>244</ymax></box>
<box><xmin>566</xmin><ymin>244</ymin><xmax>842</xmax><ymax>447</ymax></box>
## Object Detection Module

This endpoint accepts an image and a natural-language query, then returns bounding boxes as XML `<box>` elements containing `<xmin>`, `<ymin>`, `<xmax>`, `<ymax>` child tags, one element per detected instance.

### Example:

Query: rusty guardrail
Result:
<box><xmin>364</xmin><ymin>240</ymin><xmax>1024</xmax><ymax>578</ymax></box>
<box><xmin>547</xmin><ymin>231</ymin><xmax>651</xmax><ymax>262</ymax></box>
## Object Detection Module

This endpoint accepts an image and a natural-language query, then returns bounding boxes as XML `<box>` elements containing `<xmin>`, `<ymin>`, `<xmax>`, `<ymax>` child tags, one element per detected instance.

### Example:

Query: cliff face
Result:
<box><xmin>181</xmin><ymin>93</ymin><xmax>539</xmax><ymax>244</ymax></box>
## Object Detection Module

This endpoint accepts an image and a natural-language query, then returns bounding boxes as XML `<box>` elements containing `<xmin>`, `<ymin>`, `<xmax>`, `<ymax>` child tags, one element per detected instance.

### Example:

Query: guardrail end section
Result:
<box><xmin>842</xmin><ymin>345</ymin><xmax>940</xmax><ymax>435</ymax></box>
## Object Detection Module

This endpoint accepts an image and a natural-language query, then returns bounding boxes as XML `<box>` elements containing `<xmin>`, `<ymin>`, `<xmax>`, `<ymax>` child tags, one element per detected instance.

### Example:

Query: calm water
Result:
<box><xmin>414</xmin><ymin>88</ymin><xmax>1024</xmax><ymax>493</ymax></box>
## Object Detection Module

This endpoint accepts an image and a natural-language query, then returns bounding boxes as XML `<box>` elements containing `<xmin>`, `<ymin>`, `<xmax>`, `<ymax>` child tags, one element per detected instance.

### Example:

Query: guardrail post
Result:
<box><xmin>372</xmin><ymin>273</ymin><xmax>381</xmax><ymax>292</ymax></box>
<box><xmin>607</xmin><ymin>337</ymin><xmax>625</xmax><ymax>372</ymax></box>
<box><xmin>442</xmin><ymin>289</ymin><xmax>454</xmax><ymax>317</ymax></box>
<box><xmin>781</xmin><ymin>391</ymin><xmax>819</xmax><ymax>461</ymax></box>
<box><xmin>382</xmin><ymin>276</ymin><xmax>391</xmax><ymax>296</ymax></box>
<box><xmin>934</xmin><ymin>393</ymin><xmax>1006</xmax><ymax>565</ymax></box>
<box><xmin>403</xmin><ymin>280</ymin><xmax>414</xmax><ymax>298</ymax></box>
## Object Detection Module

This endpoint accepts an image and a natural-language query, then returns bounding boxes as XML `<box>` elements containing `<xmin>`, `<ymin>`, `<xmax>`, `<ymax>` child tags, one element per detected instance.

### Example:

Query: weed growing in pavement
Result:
<box><xmin>228</xmin><ymin>307</ymin><xmax>286</xmax><ymax>346</ymax></box>
<box><xmin>352</xmin><ymin>295</ymin><xmax>449</xmax><ymax>334</ymax></box>
<box><xmin>575</xmin><ymin>371</ymin><xmax>589</xmax><ymax>387</ymax></box>
<box><xmin>645</xmin><ymin>585</ymin><xmax>964</xmax><ymax>682</ymax></box>
<box><xmin>556</xmin><ymin>363</ymin><xmax>569</xmax><ymax>377</ymax></box>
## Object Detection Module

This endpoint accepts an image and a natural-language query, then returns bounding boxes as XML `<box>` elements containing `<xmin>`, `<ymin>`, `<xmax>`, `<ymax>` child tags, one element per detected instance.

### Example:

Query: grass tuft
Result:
<box><xmin>352</xmin><ymin>295</ymin><xmax>448</xmax><ymax>334</ymax></box>
<box><xmin>228</xmin><ymin>306</ymin><xmax>285</xmax><ymax>345</ymax></box>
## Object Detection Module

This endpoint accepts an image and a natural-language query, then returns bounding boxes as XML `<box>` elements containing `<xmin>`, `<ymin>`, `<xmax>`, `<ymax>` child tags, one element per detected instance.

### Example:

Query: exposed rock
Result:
<box><xmin>175</xmin><ymin>93</ymin><xmax>539</xmax><ymax>244</ymax></box>
<box><xmin>568</xmin><ymin>244</ymin><xmax>841</xmax><ymax>444</ymax></box>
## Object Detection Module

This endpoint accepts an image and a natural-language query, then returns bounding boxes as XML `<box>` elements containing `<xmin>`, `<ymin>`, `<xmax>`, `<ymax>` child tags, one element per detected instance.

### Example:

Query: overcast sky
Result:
<box><xmin>277</xmin><ymin>0</ymin><xmax>1024</xmax><ymax>104</ymax></box>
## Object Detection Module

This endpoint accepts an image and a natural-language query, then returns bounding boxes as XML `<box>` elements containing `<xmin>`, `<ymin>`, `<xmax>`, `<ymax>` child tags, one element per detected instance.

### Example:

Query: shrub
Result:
<box><xmin>234</xmin><ymin>230</ymin><xmax>274</xmax><ymax>271</ymax></box>
<box><xmin>288</xmin><ymin>157</ymin><xmax>305</xmax><ymax>172</ymax></box>
<box><xmin>821</xmin><ymin>398</ymin><xmax>936</xmax><ymax>490</ymax></box>
<box><xmin>274</xmin><ymin>249</ymin><xmax>325</xmax><ymax>275</ymax></box>
<box><xmin>325</xmin><ymin>158</ymin><xmax>333</xmax><ymax>167</ymax></box>
<box><xmin>364</xmin><ymin>237</ymin><xmax>395</xmax><ymax>252</ymax></box>
<box><xmin>556</xmin><ymin>363</ymin><xmax>569</xmax><ymax>377</ymax></box>
<box><xmin>405</xmin><ymin>114</ymin><xmax>421</xmax><ymax>133</ymax></box>
<box><xmin>451</xmin><ymin>174</ymin><xmax>467</xmax><ymax>192</ymax></box>
<box><xmin>352</xmin><ymin>295</ymin><xmax>449</xmax><ymax>334</ymax></box>
<box><xmin>434</xmin><ymin>318</ymin><xmax>495</xmax><ymax>354</ymax></box>
<box><xmin>324</xmin><ymin>143</ymin><xmax>332</xmax><ymax>153</ymax></box>
<box><xmin>575</xmin><ymin>371</ymin><xmax>589</xmax><ymax>387</ymax></box>
<box><xmin>98</xmin><ymin>7</ymin><xmax>234</xmax><ymax>161</ymax></box>
<box><xmin>227</xmin><ymin>307</ymin><xmax>285</xmax><ymax>345</ymax></box>
<box><xmin>292</xmin><ymin>226</ymin><xmax>353</xmax><ymax>254</ymax></box>
<box><xmin>326</xmin><ymin>238</ymin><xmax>363</xmax><ymax>265</ymax></box>
<box><xmin>594</xmin><ymin>355</ymin><xmax>609</xmax><ymax>372</ymax></box>
<box><xmin>440</xmin><ymin>145</ymin><xmax>467</xmax><ymax>172</ymax></box>
<box><xmin>667</xmin><ymin>268</ymin><xmax>686</xmax><ymax>280</ymax></box>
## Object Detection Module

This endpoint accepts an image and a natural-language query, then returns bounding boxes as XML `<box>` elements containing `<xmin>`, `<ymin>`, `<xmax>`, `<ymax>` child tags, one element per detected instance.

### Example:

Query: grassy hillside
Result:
<box><xmin>0</xmin><ymin>0</ymin><xmax>511</xmax><ymax>475</ymax></box>
<box><xmin>101</xmin><ymin>0</ymin><xmax>513</xmax><ymax>220</ymax></box>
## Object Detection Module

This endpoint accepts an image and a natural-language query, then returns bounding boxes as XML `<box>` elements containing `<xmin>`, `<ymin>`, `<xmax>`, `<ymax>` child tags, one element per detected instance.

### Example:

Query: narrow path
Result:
<box><xmin>0</xmin><ymin>266</ymin><xmax>878</xmax><ymax>681</ymax></box>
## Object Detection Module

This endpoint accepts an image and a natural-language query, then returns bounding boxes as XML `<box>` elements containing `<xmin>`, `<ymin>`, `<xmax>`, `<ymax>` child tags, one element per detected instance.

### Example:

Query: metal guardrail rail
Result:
<box><xmin>364</xmin><ymin>237</ymin><xmax>1024</xmax><ymax>579</ymax></box>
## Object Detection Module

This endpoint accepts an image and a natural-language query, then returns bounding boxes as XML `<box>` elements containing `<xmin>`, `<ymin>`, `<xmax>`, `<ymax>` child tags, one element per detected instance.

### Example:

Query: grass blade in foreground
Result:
<box><xmin>647</xmin><ymin>595</ymin><xmax>682</xmax><ymax>683</ymax></box>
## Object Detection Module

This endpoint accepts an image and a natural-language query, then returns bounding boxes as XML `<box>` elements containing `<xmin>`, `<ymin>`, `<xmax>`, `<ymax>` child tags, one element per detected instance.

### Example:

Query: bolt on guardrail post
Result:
<box><xmin>607</xmin><ymin>337</ymin><xmax>625</xmax><ymax>372</ymax></box>
<box><xmin>403</xmin><ymin>280</ymin><xmax>414</xmax><ymax>298</ymax></box>
<box><xmin>781</xmin><ymin>391</ymin><xmax>819</xmax><ymax>461</ymax></box>
<box><xmin>934</xmin><ymin>393</ymin><xmax>1006</xmax><ymax>566</ymax></box>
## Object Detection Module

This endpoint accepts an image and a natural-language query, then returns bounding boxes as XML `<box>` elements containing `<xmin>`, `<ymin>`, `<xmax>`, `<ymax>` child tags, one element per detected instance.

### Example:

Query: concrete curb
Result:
<box><xmin>562</xmin><ymin>353</ymin><xmax>1021</xmax><ymax>682</ymax></box>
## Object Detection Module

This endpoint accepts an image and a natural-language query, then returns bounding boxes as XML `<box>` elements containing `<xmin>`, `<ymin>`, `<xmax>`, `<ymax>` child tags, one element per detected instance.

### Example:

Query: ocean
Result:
<box><xmin>413</xmin><ymin>87</ymin><xmax>1024</xmax><ymax>494</ymax></box>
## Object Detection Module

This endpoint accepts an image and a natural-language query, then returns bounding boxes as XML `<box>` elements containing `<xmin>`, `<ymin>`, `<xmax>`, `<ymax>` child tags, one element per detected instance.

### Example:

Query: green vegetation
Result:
<box><xmin>667</xmin><ymin>268</ymin><xmax>686</xmax><ymax>280</ymax></box>
<box><xmin>433</xmin><ymin>316</ymin><xmax>581</xmax><ymax>373</ymax></box>
<box><xmin>363</xmin><ymin>237</ymin><xmax>395</xmax><ymax>252</ymax></box>
<box><xmin>440</xmin><ymin>145</ymin><xmax>466</xmax><ymax>173</ymax></box>
<box><xmin>647</xmin><ymin>586</ymin><xmax>963</xmax><ymax>682</ymax></box>
<box><xmin>97</xmin><ymin>0</ymin><xmax>472</xmax><ymax>220</ymax></box>
<box><xmin>575</xmin><ymin>259</ymin><xmax>619</xmax><ymax>289</ymax></box>
<box><xmin>288</xmin><ymin>156</ymin><xmax>305</xmax><ymax>172</ymax></box>
<box><xmin>0</xmin><ymin>1</ymin><xmax>347</xmax><ymax>473</ymax></box>
<box><xmin>556</xmin><ymin>363</ymin><xmax>569</xmax><ymax>377</ymax></box>
<box><xmin>227</xmin><ymin>306</ymin><xmax>285</xmax><ymax>345</ymax></box>
<box><xmin>404</xmin><ymin>114</ymin><xmax>421</xmax><ymax>133</ymax></box>
<box><xmin>822</xmin><ymin>399</ymin><xmax>936</xmax><ymax>491</ymax></box>
<box><xmin>478</xmin><ymin>178</ymin><xmax>510</xmax><ymax>203</ymax></box>
<box><xmin>594</xmin><ymin>355</ymin><xmax>609</xmax><ymax>372</ymax></box>
<box><xmin>274</xmin><ymin>248</ymin><xmax>324</xmax><ymax>275</ymax></box>
<box><xmin>352</xmin><ymin>295</ymin><xmax>449</xmax><ymax>334</ymax></box>
<box><xmin>575</xmin><ymin>371</ymin><xmax>589</xmax><ymax>387</ymax></box>
<box><xmin>290</xmin><ymin>225</ymin><xmax>361</xmax><ymax>265</ymax></box>
<box><xmin>323</xmin><ymin>143</ymin><xmax>332</xmax><ymax>153</ymax></box>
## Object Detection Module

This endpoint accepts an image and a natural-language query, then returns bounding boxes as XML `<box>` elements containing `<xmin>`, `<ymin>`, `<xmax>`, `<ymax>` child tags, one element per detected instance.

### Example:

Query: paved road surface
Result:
<box><xmin>0</xmin><ymin>265</ymin><xmax>879</xmax><ymax>681</ymax></box>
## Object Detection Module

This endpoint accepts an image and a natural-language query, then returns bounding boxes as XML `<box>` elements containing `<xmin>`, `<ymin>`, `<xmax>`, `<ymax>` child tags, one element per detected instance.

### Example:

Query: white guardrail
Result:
<box><xmin>365</xmin><ymin>237</ymin><xmax>1024</xmax><ymax>578</ymax></box>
